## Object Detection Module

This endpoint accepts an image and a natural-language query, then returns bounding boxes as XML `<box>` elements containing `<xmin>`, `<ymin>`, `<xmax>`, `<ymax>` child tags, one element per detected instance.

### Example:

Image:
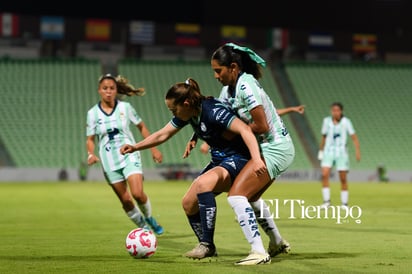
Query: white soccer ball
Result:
<box><xmin>125</xmin><ymin>227</ymin><xmax>157</xmax><ymax>258</ymax></box>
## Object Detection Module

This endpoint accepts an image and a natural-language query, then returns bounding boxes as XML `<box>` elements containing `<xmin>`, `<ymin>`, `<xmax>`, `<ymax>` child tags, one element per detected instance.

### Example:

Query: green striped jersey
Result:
<box><xmin>86</xmin><ymin>100</ymin><xmax>142</xmax><ymax>171</ymax></box>
<box><xmin>219</xmin><ymin>72</ymin><xmax>292</xmax><ymax>144</ymax></box>
<box><xmin>321</xmin><ymin>116</ymin><xmax>355</xmax><ymax>156</ymax></box>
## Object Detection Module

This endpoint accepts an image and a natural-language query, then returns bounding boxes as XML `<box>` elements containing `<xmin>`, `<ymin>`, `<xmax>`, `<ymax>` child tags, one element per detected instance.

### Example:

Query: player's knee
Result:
<box><xmin>181</xmin><ymin>195</ymin><xmax>197</xmax><ymax>215</ymax></box>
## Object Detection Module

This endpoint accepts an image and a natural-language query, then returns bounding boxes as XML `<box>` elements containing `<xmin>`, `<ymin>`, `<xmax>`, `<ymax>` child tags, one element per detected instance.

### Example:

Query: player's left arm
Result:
<box><xmin>351</xmin><ymin>133</ymin><xmax>361</xmax><ymax>162</ymax></box>
<box><xmin>137</xmin><ymin>121</ymin><xmax>163</xmax><ymax>164</ymax></box>
<box><xmin>277</xmin><ymin>105</ymin><xmax>305</xmax><ymax>116</ymax></box>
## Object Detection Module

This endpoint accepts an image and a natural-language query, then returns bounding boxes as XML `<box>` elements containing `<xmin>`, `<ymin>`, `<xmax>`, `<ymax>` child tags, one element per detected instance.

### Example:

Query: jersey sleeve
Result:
<box><xmin>86</xmin><ymin>110</ymin><xmax>96</xmax><ymax>136</ymax></box>
<box><xmin>127</xmin><ymin>103</ymin><xmax>143</xmax><ymax>125</ymax></box>
<box><xmin>239</xmin><ymin>81</ymin><xmax>263</xmax><ymax>112</ymax></box>
<box><xmin>170</xmin><ymin>116</ymin><xmax>188</xmax><ymax>128</ymax></box>
<box><xmin>321</xmin><ymin>117</ymin><xmax>328</xmax><ymax>135</ymax></box>
<box><xmin>346</xmin><ymin>118</ymin><xmax>356</xmax><ymax>135</ymax></box>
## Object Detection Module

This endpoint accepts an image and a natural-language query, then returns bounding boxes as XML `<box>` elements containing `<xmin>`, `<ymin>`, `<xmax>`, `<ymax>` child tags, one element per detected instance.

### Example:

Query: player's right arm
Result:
<box><xmin>120</xmin><ymin>122</ymin><xmax>180</xmax><ymax>155</ymax></box>
<box><xmin>86</xmin><ymin>135</ymin><xmax>100</xmax><ymax>165</ymax></box>
<box><xmin>318</xmin><ymin>118</ymin><xmax>328</xmax><ymax>160</ymax></box>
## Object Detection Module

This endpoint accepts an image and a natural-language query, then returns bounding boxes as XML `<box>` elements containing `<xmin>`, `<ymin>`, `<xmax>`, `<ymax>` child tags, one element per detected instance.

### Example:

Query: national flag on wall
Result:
<box><xmin>352</xmin><ymin>33</ymin><xmax>377</xmax><ymax>53</ymax></box>
<box><xmin>40</xmin><ymin>16</ymin><xmax>64</xmax><ymax>40</ymax></box>
<box><xmin>0</xmin><ymin>13</ymin><xmax>19</xmax><ymax>37</ymax></box>
<box><xmin>308</xmin><ymin>32</ymin><xmax>334</xmax><ymax>50</ymax></box>
<box><xmin>85</xmin><ymin>19</ymin><xmax>111</xmax><ymax>41</ymax></box>
<box><xmin>175</xmin><ymin>23</ymin><xmax>200</xmax><ymax>46</ymax></box>
<box><xmin>221</xmin><ymin>25</ymin><xmax>246</xmax><ymax>44</ymax></box>
<box><xmin>129</xmin><ymin>20</ymin><xmax>155</xmax><ymax>45</ymax></box>
<box><xmin>271</xmin><ymin>28</ymin><xmax>289</xmax><ymax>50</ymax></box>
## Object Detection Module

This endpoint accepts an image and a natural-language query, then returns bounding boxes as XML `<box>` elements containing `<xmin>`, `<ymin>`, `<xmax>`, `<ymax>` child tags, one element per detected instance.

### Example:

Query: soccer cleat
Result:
<box><xmin>320</xmin><ymin>201</ymin><xmax>331</xmax><ymax>209</ymax></box>
<box><xmin>340</xmin><ymin>204</ymin><xmax>349</xmax><ymax>210</ymax></box>
<box><xmin>145</xmin><ymin>216</ymin><xmax>164</xmax><ymax>235</ymax></box>
<box><xmin>268</xmin><ymin>239</ymin><xmax>291</xmax><ymax>257</ymax></box>
<box><xmin>235</xmin><ymin>250</ymin><xmax>271</xmax><ymax>265</ymax></box>
<box><xmin>184</xmin><ymin>242</ymin><xmax>217</xmax><ymax>260</ymax></box>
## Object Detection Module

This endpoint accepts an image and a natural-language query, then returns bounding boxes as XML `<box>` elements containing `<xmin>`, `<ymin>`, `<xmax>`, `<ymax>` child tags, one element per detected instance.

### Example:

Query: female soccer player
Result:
<box><xmin>86</xmin><ymin>74</ymin><xmax>164</xmax><ymax>235</ymax></box>
<box><xmin>318</xmin><ymin>102</ymin><xmax>361</xmax><ymax>208</ymax></box>
<box><xmin>210</xmin><ymin>42</ymin><xmax>295</xmax><ymax>265</ymax></box>
<box><xmin>120</xmin><ymin>78</ymin><xmax>267</xmax><ymax>263</ymax></box>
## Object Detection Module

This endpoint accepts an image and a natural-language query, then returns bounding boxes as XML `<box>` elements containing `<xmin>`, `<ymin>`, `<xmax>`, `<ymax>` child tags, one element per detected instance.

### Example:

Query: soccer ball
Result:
<box><xmin>125</xmin><ymin>227</ymin><xmax>157</xmax><ymax>258</ymax></box>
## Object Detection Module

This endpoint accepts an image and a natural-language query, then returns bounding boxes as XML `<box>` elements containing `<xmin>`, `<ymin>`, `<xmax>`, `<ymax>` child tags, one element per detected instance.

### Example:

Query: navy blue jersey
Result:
<box><xmin>171</xmin><ymin>97</ymin><xmax>251</xmax><ymax>160</ymax></box>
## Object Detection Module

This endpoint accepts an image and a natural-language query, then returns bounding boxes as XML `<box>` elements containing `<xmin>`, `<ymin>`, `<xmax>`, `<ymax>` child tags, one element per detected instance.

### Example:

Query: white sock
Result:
<box><xmin>322</xmin><ymin>187</ymin><xmax>330</xmax><ymax>203</ymax></box>
<box><xmin>341</xmin><ymin>190</ymin><xmax>349</xmax><ymax>205</ymax></box>
<box><xmin>228</xmin><ymin>195</ymin><xmax>266</xmax><ymax>254</ymax></box>
<box><xmin>127</xmin><ymin>207</ymin><xmax>146</xmax><ymax>227</ymax></box>
<box><xmin>251</xmin><ymin>198</ymin><xmax>283</xmax><ymax>245</ymax></box>
<box><xmin>138</xmin><ymin>197</ymin><xmax>152</xmax><ymax>218</ymax></box>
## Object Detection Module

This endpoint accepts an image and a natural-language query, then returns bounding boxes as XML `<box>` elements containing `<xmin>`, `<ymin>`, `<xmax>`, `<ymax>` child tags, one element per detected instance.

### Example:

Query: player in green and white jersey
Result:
<box><xmin>318</xmin><ymin>102</ymin><xmax>361</xmax><ymax>209</ymax></box>
<box><xmin>86</xmin><ymin>74</ymin><xmax>164</xmax><ymax>235</ymax></box>
<box><xmin>210</xmin><ymin>43</ymin><xmax>295</xmax><ymax>265</ymax></box>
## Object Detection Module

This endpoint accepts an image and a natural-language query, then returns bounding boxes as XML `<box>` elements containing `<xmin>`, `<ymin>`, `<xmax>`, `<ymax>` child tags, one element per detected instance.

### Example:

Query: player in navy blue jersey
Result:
<box><xmin>120</xmin><ymin>78</ymin><xmax>267</xmax><ymax>262</ymax></box>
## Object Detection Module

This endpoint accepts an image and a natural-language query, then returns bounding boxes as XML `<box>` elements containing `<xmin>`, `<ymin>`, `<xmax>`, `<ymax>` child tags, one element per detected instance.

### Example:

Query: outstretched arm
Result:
<box><xmin>351</xmin><ymin>134</ymin><xmax>361</xmax><ymax>161</ymax></box>
<box><xmin>137</xmin><ymin>121</ymin><xmax>163</xmax><ymax>163</ymax></box>
<box><xmin>277</xmin><ymin>105</ymin><xmax>305</xmax><ymax>116</ymax></box>
<box><xmin>121</xmin><ymin>123</ymin><xmax>180</xmax><ymax>155</ymax></box>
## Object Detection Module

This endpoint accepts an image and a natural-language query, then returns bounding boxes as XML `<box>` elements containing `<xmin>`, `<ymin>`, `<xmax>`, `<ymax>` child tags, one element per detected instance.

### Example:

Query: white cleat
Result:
<box><xmin>320</xmin><ymin>201</ymin><xmax>331</xmax><ymax>209</ymax></box>
<box><xmin>268</xmin><ymin>239</ymin><xmax>291</xmax><ymax>257</ymax></box>
<box><xmin>340</xmin><ymin>204</ymin><xmax>349</xmax><ymax>210</ymax></box>
<box><xmin>235</xmin><ymin>250</ymin><xmax>271</xmax><ymax>266</ymax></box>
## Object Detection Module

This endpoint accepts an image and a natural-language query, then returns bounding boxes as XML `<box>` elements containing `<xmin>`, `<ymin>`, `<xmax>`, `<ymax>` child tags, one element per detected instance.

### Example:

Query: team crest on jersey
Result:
<box><xmin>200</xmin><ymin>122</ymin><xmax>207</xmax><ymax>132</ymax></box>
<box><xmin>120</xmin><ymin>112</ymin><xmax>125</xmax><ymax>120</ymax></box>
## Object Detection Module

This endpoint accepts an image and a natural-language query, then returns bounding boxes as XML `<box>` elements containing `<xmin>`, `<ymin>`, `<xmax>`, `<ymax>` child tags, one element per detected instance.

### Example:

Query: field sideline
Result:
<box><xmin>0</xmin><ymin>180</ymin><xmax>410</xmax><ymax>274</ymax></box>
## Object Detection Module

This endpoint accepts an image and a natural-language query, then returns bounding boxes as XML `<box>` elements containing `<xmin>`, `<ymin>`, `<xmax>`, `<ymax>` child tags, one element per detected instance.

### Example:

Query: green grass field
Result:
<box><xmin>0</xmin><ymin>180</ymin><xmax>411</xmax><ymax>274</ymax></box>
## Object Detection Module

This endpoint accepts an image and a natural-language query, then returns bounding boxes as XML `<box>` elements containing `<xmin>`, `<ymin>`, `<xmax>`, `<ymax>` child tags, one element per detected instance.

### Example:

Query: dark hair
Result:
<box><xmin>98</xmin><ymin>74</ymin><xmax>145</xmax><ymax>97</ymax></box>
<box><xmin>211</xmin><ymin>44</ymin><xmax>263</xmax><ymax>79</ymax></box>
<box><xmin>165</xmin><ymin>78</ymin><xmax>205</xmax><ymax>108</ymax></box>
<box><xmin>331</xmin><ymin>102</ymin><xmax>343</xmax><ymax>111</ymax></box>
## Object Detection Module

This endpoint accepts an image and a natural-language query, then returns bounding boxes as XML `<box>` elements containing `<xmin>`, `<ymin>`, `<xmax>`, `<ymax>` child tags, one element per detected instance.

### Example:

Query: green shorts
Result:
<box><xmin>260</xmin><ymin>140</ymin><xmax>295</xmax><ymax>180</ymax></box>
<box><xmin>103</xmin><ymin>161</ymin><xmax>143</xmax><ymax>184</ymax></box>
<box><xmin>321</xmin><ymin>151</ymin><xmax>349</xmax><ymax>171</ymax></box>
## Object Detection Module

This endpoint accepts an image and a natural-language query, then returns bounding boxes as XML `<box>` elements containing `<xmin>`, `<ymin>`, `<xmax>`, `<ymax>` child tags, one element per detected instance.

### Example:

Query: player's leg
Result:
<box><xmin>320</xmin><ymin>152</ymin><xmax>333</xmax><ymax>207</ymax></box>
<box><xmin>336</xmin><ymin>153</ymin><xmax>350</xmax><ymax>208</ymax></box>
<box><xmin>105</xmin><ymin>170</ymin><xmax>147</xmax><ymax>228</ymax></box>
<box><xmin>126</xmin><ymin>166</ymin><xmax>163</xmax><ymax>235</ymax></box>
<box><xmin>227</xmin><ymin>160</ymin><xmax>272</xmax><ymax>265</ymax></box>
<box><xmin>183</xmin><ymin>166</ymin><xmax>232</xmax><ymax>259</ymax></box>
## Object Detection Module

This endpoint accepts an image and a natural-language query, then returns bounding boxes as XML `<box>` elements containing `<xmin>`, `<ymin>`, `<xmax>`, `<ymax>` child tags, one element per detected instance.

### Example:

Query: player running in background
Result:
<box><xmin>209</xmin><ymin>42</ymin><xmax>295</xmax><ymax>265</ymax></box>
<box><xmin>86</xmin><ymin>74</ymin><xmax>164</xmax><ymax>235</ymax></box>
<box><xmin>120</xmin><ymin>78</ymin><xmax>268</xmax><ymax>264</ymax></box>
<box><xmin>318</xmin><ymin>102</ymin><xmax>361</xmax><ymax>208</ymax></box>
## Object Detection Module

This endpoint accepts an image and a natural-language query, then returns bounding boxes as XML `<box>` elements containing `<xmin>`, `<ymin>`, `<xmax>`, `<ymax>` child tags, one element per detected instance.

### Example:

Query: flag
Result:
<box><xmin>0</xmin><ymin>13</ymin><xmax>19</xmax><ymax>37</ymax></box>
<box><xmin>129</xmin><ymin>20</ymin><xmax>154</xmax><ymax>45</ymax></box>
<box><xmin>308</xmin><ymin>32</ymin><xmax>334</xmax><ymax>50</ymax></box>
<box><xmin>352</xmin><ymin>33</ymin><xmax>377</xmax><ymax>53</ymax></box>
<box><xmin>40</xmin><ymin>16</ymin><xmax>64</xmax><ymax>40</ymax></box>
<box><xmin>85</xmin><ymin>19</ymin><xmax>111</xmax><ymax>41</ymax></box>
<box><xmin>271</xmin><ymin>28</ymin><xmax>288</xmax><ymax>50</ymax></box>
<box><xmin>175</xmin><ymin>23</ymin><xmax>200</xmax><ymax>46</ymax></box>
<box><xmin>221</xmin><ymin>25</ymin><xmax>246</xmax><ymax>44</ymax></box>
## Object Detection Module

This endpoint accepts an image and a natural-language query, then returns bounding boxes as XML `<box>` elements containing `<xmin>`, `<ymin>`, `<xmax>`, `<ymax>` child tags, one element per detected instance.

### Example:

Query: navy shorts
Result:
<box><xmin>199</xmin><ymin>154</ymin><xmax>249</xmax><ymax>182</ymax></box>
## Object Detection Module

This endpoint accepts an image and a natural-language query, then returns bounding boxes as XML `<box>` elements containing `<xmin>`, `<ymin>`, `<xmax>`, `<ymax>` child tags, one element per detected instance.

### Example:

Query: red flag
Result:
<box><xmin>0</xmin><ymin>13</ymin><xmax>19</xmax><ymax>37</ymax></box>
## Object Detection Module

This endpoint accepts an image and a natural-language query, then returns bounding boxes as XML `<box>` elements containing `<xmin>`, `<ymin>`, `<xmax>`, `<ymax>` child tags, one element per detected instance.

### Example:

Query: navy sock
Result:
<box><xmin>187</xmin><ymin>212</ymin><xmax>203</xmax><ymax>242</ymax></box>
<box><xmin>197</xmin><ymin>191</ymin><xmax>216</xmax><ymax>246</ymax></box>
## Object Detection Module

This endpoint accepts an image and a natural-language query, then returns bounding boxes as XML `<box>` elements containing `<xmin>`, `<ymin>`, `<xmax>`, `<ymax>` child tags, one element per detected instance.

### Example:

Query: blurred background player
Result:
<box><xmin>318</xmin><ymin>102</ymin><xmax>361</xmax><ymax>208</ymax></box>
<box><xmin>86</xmin><ymin>74</ymin><xmax>164</xmax><ymax>234</ymax></box>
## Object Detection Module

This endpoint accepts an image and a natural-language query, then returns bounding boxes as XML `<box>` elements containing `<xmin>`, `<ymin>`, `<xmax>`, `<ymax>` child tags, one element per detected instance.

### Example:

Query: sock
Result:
<box><xmin>341</xmin><ymin>190</ymin><xmax>349</xmax><ymax>205</ymax></box>
<box><xmin>138</xmin><ymin>197</ymin><xmax>152</xmax><ymax>218</ymax></box>
<box><xmin>197</xmin><ymin>191</ymin><xmax>217</xmax><ymax>245</ymax></box>
<box><xmin>126</xmin><ymin>206</ymin><xmax>146</xmax><ymax>228</ymax></box>
<box><xmin>322</xmin><ymin>187</ymin><xmax>331</xmax><ymax>203</ymax></box>
<box><xmin>228</xmin><ymin>195</ymin><xmax>266</xmax><ymax>254</ymax></box>
<box><xmin>251</xmin><ymin>198</ymin><xmax>283</xmax><ymax>245</ymax></box>
<box><xmin>187</xmin><ymin>212</ymin><xmax>203</xmax><ymax>242</ymax></box>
